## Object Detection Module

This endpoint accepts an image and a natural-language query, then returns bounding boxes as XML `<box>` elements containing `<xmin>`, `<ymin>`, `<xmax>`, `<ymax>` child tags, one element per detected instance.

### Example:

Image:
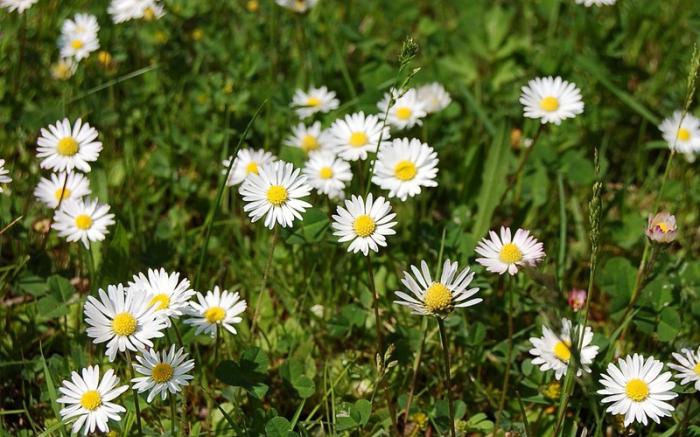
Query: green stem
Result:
<box><xmin>402</xmin><ymin>318</ymin><xmax>428</xmax><ymax>435</ymax></box>
<box><xmin>366</xmin><ymin>254</ymin><xmax>383</xmax><ymax>355</ymax></box>
<box><xmin>494</xmin><ymin>276</ymin><xmax>514</xmax><ymax>435</ymax></box>
<box><xmin>170</xmin><ymin>394</ymin><xmax>176</xmax><ymax>435</ymax></box>
<box><xmin>125</xmin><ymin>353</ymin><xmax>143</xmax><ymax>437</ymax></box>
<box><xmin>250</xmin><ymin>228</ymin><xmax>279</xmax><ymax>336</ymax></box>
<box><xmin>437</xmin><ymin>318</ymin><xmax>456</xmax><ymax>437</ymax></box>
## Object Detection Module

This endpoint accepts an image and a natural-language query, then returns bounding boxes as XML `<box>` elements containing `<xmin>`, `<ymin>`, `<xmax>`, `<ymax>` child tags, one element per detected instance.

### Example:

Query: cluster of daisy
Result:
<box><xmin>108</xmin><ymin>0</ymin><xmax>165</xmax><ymax>23</ymax></box>
<box><xmin>55</xmin><ymin>13</ymin><xmax>100</xmax><ymax>79</ymax></box>
<box><xmin>58</xmin><ymin>268</ymin><xmax>246</xmax><ymax>434</ymax></box>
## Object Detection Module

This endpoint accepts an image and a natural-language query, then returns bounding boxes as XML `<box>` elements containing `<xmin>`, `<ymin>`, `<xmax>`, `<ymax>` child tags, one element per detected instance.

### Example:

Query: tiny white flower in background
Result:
<box><xmin>668</xmin><ymin>347</ymin><xmax>700</xmax><ymax>390</ymax></box>
<box><xmin>109</xmin><ymin>0</ymin><xmax>165</xmax><ymax>23</ymax></box>
<box><xmin>302</xmin><ymin>151</ymin><xmax>352</xmax><ymax>199</ymax></box>
<box><xmin>0</xmin><ymin>159</ymin><xmax>11</xmax><ymax>192</ymax></box>
<box><xmin>658</xmin><ymin>111</ymin><xmax>700</xmax><ymax>155</ymax></box>
<box><xmin>328</xmin><ymin>112</ymin><xmax>390</xmax><ymax>161</ymax></box>
<box><xmin>0</xmin><ymin>0</ymin><xmax>38</xmax><ymax>13</ymax></box>
<box><xmin>51</xmin><ymin>57</ymin><xmax>78</xmax><ymax>81</ymax></box>
<box><xmin>52</xmin><ymin>198</ymin><xmax>115</xmax><ymax>248</ymax></box>
<box><xmin>222</xmin><ymin>148</ymin><xmax>276</xmax><ymax>187</ymax></box>
<box><xmin>292</xmin><ymin>86</ymin><xmax>339</xmax><ymax>119</ymax></box>
<box><xmin>575</xmin><ymin>0</ymin><xmax>616</xmax><ymax>6</ymax></box>
<box><xmin>185</xmin><ymin>286</ymin><xmax>247</xmax><ymax>337</ymax></box>
<box><xmin>377</xmin><ymin>88</ymin><xmax>427</xmax><ymax>130</ymax></box>
<box><xmin>129</xmin><ymin>268</ymin><xmax>196</xmax><ymax>326</ymax></box>
<box><xmin>57</xmin><ymin>365</ymin><xmax>128</xmax><ymax>436</ymax></box>
<box><xmin>394</xmin><ymin>259</ymin><xmax>481</xmax><ymax>317</ymax></box>
<box><xmin>37</xmin><ymin>118</ymin><xmax>102</xmax><ymax>173</ymax></box>
<box><xmin>285</xmin><ymin>121</ymin><xmax>332</xmax><ymax>155</ymax></box>
<box><xmin>475</xmin><ymin>226</ymin><xmax>545</xmax><ymax>275</ymax></box>
<box><xmin>529</xmin><ymin>318</ymin><xmax>599</xmax><ymax>380</ymax></box>
<box><xmin>132</xmin><ymin>345</ymin><xmax>195</xmax><ymax>402</ymax></box>
<box><xmin>239</xmin><ymin>161</ymin><xmax>312</xmax><ymax>229</ymax></box>
<box><xmin>276</xmin><ymin>0</ymin><xmax>319</xmax><ymax>13</ymax></box>
<box><xmin>84</xmin><ymin>283</ymin><xmax>167</xmax><ymax>362</ymax></box>
<box><xmin>416</xmin><ymin>82</ymin><xmax>452</xmax><ymax>114</ymax></box>
<box><xmin>598</xmin><ymin>354</ymin><xmax>677</xmax><ymax>426</ymax></box>
<box><xmin>331</xmin><ymin>193</ymin><xmax>397</xmax><ymax>256</ymax></box>
<box><xmin>34</xmin><ymin>172</ymin><xmax>91</xmax><ymax>208</ymax></box>
<box><xmin>371</xmin><ymin>137</ymin><xmax>438</xmax><ymax>201</ymax></box>
<box><xmin>520</xmin><ymin>76</ymin><xmax>584</xmax><ymax>125</ymax></box>
<box><xmin>59</xmin><ymin>13</ymin><xmax>100</xmax><ymax>61</ymax></box>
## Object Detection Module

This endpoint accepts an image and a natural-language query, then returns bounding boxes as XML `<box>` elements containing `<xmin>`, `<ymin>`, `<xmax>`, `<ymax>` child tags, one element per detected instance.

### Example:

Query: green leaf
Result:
<box><xmin>656</xmin><ymin>307</ymin><xmax>681</xmax><ymax>342</ymax></box>
<box><xmin>597</xmin><ymin>257</ymin><xmax>636</xmax><ymax>313</ymax></box>
<box><xmin>279</xmin><ymin>358</ymin><xmax>315</xmax><ymax>399</ymax></box>
<box><xmin>264</xmin><ymin>416</ymin><xmax>295</xmax><ymax>437</ymax></box>
<box><xmin>47</xmin><ymin>275</ymin><xmax>74</xmax><ymax>303</ymax></box>
<box><xmin>216</xmin><ymin>347</ymin><xmax>269</xmax><ymax>399</ymax></box>
<box><xmin>350</xmin><ymin>399</ymin><xmax>371</xmax><ymax>426</ymax></box>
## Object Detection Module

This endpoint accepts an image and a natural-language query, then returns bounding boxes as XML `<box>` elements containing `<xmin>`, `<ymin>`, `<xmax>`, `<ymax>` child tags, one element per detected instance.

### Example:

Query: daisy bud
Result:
<box><xmin>645</xmin><ymin>212</ymin><xmax>677</xmax><ymax>243</ymax></box>
<box><xmin>567</xmin><ymin>289</ymin><xmax>587</xmax><ymax>312</ymax></box>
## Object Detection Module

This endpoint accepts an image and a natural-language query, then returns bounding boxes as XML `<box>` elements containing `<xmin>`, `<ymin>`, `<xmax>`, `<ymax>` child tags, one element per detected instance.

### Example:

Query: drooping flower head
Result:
<box><xmin>567</xmin><ymin>289</ymin><xmax>587</xmax><ymax>312</ymax></box>
<box><xmin>132</xmin><ymin>345</ymin><xmax>195</xmax><ymax>402</ymax></box>
<box><xmin>394</xmin><ymin>259</ymin><xmax>481</xmax><ymax>317</ymax></box>
<box><xmin>598</xmin><ymin>354</ymin><xmax>676</xmax><ymax>426</ymax></box>
<box><xmin>645</xmin><ymin>212</ymin><xmax>677</xmax><ymax>243</ymax></box>
<box><xmin>331</xmin><ymin>193</ymin><xmax>397</xmax><ymax>256</ymax></box>
<box><xmin>475</xmin><ymin>226</ymin><xmax>545</xmax><ymax>275</ymax></box>
<box><xmin>529</xmin><ymin>318</ymin><xmax>599</xmax><ymax>380</ymax></box>
<box><xmin>184</xmin><ymin>286</ymin><xmax>247</xmax><ymax>337</ymax></box>
<box><xmin>519</xmin><ymin>76</ymin><xmax>584</xmax><ymax>125</ymax></box>
<box><xmin>371</xmin><ymin>137</ymin><xmax>438</xmax><ymax>201</ymax></box>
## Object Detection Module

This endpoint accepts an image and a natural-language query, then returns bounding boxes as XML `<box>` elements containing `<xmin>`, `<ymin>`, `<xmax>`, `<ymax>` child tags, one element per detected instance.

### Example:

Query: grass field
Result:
<box><xmin>2</xmin><ymin>0</ymin><xmax>700</xmax><ymax>435</ymax></box>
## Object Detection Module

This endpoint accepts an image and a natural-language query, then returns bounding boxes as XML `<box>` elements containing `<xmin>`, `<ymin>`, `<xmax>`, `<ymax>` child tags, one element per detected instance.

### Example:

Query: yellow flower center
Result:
<box><xmin>143</xmin><ymin>6</ymin><xmax>155</xmax><ymax>20</ymax></box>
<box><xmin>319</xmin><ymin>166</ymin><xmax>333</xmax><ymax>179</ymax></box>
<box><xmin>80</xmin><ymin>390</ymin><xmax>102</xmax><ymax>411</ymax></box>
<box><xmin>694</xmin><ymin>363</ymin><xmax>700</xmax><ymax>376</ymax></box>
<box><xmin>499</xmin><ymin>243</ymin><xmax>523</xmax><ymax>264</ymax></box>
<box><xmin>70</xmin><ymin>39</ymin><xmax>83</xmax><ymax>49</ymax></box>
<box><xmin>423</xmin><ymin>282</ymin><xmax>452</xmax><ymax>313</ymax></box>
<box><xmin>57</xmin><ymin>137</ymin><xmax>79</xmax><ymax>156</ymax></box>
<box><xmin>74</xmin><ymin>214</ymin><xmax>93</xmax><ymax>230</ymax></box>
<box><xmin>678</xmin><ymin>128</ymin><xmax>691</xmax><ymax>141</ymax></box>
<box><xmin>625</xmin><ymin>378</ymin><xmax>649</xmax><ymax>402</ymax></box>
<box><xmin>54</xmin><ymin>187</ymin><xmax>72</xmax><ymax>202</ymax></box>
<box><xmin>396</xmin><ymin>107</ymin><xmax>412</xmax><ymax>120</ymax></box>
<box><xmin>349</xmin><ymin>132</ymin><xmax>369</xmax><ymax>148</ymax></box>
<box><xmin>553</xmin><ymin>340</ymin><xmax>572</xmax><ymax>362</ymax></box>
<box><xmin>112</xmin><ymin>312</ymin><xmax>137</xmax><ymax>336</ymax></box>
<box><xmin>245</xmin><ymin>161</ymin><xmax>259</xmax><ymax>175</ymax></box>
<box><xmin>301</xmin><ymin>134</ymin><xmax>319</xmax><ymax>152</ymax></box>
<box><xmin>656</xmin><ymin>222</ymin><xmax>670</xmax><ymax>233</ymax></box>
<box><xmin>543</xmin><ymin>381</ymin><xmax>561</xmax><ymax>399</ymax></box>
<box><xmin>352</xmin><ymin>214</ymin><xmax>376</xmax><ymax>237</ymax></box>
<box><xmin>247</xmin><ymin>0</ymin><xmax>259</xmax><ymax>12</ymax></box>
<box><xmin>204</xmin><ymin>306</ymin><xmax>226</xmax><ymax>323</ymax></box>
<box><xmin>149</xmin><ymin>293</ymin><xmax>170</xmax><ymax>311</ymax></box>
<box><xmin>539</xmin><ymin>96</ymin><xmax>560</xmax><ymax>112</ymax></box>
<box><xmin>306</xmin><ymin>96</ymin><xmax>321</xmax><ymax>107</ymax></box>
<box><xmin>394</xmin><ymin>160</ymin><xmax>417</xmax><ymax>181</ymax></box>
<box><xmin>151</xmin><ymin>363</ymin><xmax>174</xmax><ymax>383</ymax></box>
<box><xmin>266</xmin><ymin>185</ymin><xmax>288</xmax><ymax>206</ymax></box>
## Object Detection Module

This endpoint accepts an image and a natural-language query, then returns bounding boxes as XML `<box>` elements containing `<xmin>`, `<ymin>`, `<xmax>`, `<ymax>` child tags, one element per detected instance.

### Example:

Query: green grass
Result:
<box><xmin>2</xmin><ymin>0</ymin><xmax>700</xmax><ymax>436</ymax></box>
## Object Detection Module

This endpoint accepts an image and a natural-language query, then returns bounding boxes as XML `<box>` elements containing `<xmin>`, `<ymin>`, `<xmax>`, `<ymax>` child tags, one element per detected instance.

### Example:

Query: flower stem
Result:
<box><xmin>365</xmin><ymin>254</ymin><xmax>383</xmax><ymax>355</ymax></box>
<box><xmin>125</xmin><ymin>352</ymin><xmax>143</xmax><ymax>437</ymax></box>
<box><xmin>170</xmin><ymin>394</ymin><xmax>176</xmax><ymax>435</ymax></box>
<box><xmin>437</xmin><ymin>318</ymin><xmax>456</xmax><ymax>437</ymax></box>
<box><xmin>495</xmin><ymin>276</ymin><xmax>513</xmax><ymax>434</ymax></box>
<box><xmin>251</xmin><ymin>228</ymin><xmax>279</xmax><ymax>337</ymax></box>
<box><xmin>402</xmin><ymin>318</ymin><xmax>428</xmax><ymax>435</ymax></box>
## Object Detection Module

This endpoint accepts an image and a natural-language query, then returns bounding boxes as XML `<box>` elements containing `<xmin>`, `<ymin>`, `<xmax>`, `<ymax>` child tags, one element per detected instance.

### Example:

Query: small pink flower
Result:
<box><xmin>567</xmin><ymin>289</ymin><xmax>587</xmax><ymax>312</ymax></box>
<box><xmin>645</xmin><ymin>212</ymin><xmax>677</xmax><ymax>243</ymax></box>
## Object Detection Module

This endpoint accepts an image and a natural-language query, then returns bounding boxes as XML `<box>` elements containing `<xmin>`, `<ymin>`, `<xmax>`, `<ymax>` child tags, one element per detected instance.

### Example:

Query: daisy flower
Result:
<box><xmin>52</xmin><ymin>198</ymin><xmax>115</xmax><ymax>248</ymax></box>
<box><xmin>416</xmin><ymin>82</ymin><xmax>452</xmax><ymax>114</ymax></box>
<box><xmin>528</xmin><ymin>318</ymin><xmax>599</xmax><ymax>380</ymax></box>
<box><xmin>302</xmin><ymin>151</ymin><xmax>352</xmax><ymax>199</ymax></box>
<box><xmin>0</xmin><ymin>159</ymin><xmax>11</xmax><ymax>192</ymax></box>
<box><xmin>184</xmin><ymin>286</ymin><xmax>247</xmax><ymax>337</ymax></box>
<box><xmin>598</xmin><ymin>354</ymin><xmax>677</xmax><ymax>426</ymax></box>
<box><xmin>276</xmin><ymin>0</ymin><xmax>318</xmax><ymax>12</ymax></box>
<box><xmin>59</xmin><ymin>13</ymin><xmax>100</xmax><ymax>61</ymax></box>
<box><xmin>0</xmin><ymin>0</ymin><xmax>38</xmax><ymax>13</ymax></box>
<box><xmin>239</xmin><ymin>161</ymin><xmax>312</xmax><ymax>229</ymax></box>
<box><xmin>371</xmin><ymin>137</ymin><xmax>438</xmax><ymax>201</ymax></box>
<box><xmin>109</xmin><ymin>0</ymin><xmax>165</xmax><ymax>23</ymax></box>
<box><xmin>331</xmin><ymin>193</ymin><xmax>397</xmax><ymax>256</ymax></box>
<box><xmin>84</xmin><ymin>283</ymin><xmax>167</xmax><ymax>362</ymax></box>
<box><xmin>292</xmin><ymin>86</ymin><xmax>339</xmax><ymax>119</ymax></box>
<box><xmin>37</xmin><ymin>118</ymin><xmax>102</xmax><ymax>173</ymax></box>
<box><xmin>645</xmin><ymin>212</ymin><xmax>677</xmax><ymax>244</ymax></box>
<box><xmin>51</xmin><ymin>58</ymin><xmax>78</xmax><ymax>81</ymax></box>
<box><xmin>519</xmin><ymin>76</ymin><xmax>584</xmax><ymax>125</ymax></box>
<box><xmin>474</xmin><ymin>226</ymin><xmax>545</xmax><ymax>275</ymax></box>
<box><xmin>659</xmin><ymin>111</ymin><xmax>700</xmax><ymax>154</ymax></box>
<box><xmin>377</xmin><ymin>88</ymin><xmax>427</xmax><ymax>130</ymax></box>
<box><xmin>129</xmin><ymin>268</ymin><xmax>195</xmax><ymax>325</ymax></box>
<box><xmin>285</xmin><ymin>121</ymin><xmax>332</xmax><ymax>155</ymax></box>
<box><xmin>57</xmin><ymin>365</ymin><xmax>128</xmax><ymax>436</ymax></box>
<box><xmin>575</xmin><ymin>0</ymin><xmax>616</xmax><ymax>6</ymax></box>
<box><xmin>34</xmin><ymin>172</ymin><xmax>91</xmax><ymax>208</ymax></box>
<box><xmin>222</xmin><ymin>148</ymin><xmax>276</xmax><ymax>187</ymax></box>
<box><xmin>131</xmin><ymin>345</ymin><xmax>195</xmax><ymax>402</ymax></box>
<box><xmin>394</xmin><ymin>259</ymin><xmax>481</xmax><ymax>317</ymax></box>
<box><xmin>328</xmin><ymin>112</ymin><xmax>390</xmax><ymax>161</ymax></box>
<box><xmin>668</xmin><ymin>347</ymin><xmax>700</xmax><ymax>390</ymax></box>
